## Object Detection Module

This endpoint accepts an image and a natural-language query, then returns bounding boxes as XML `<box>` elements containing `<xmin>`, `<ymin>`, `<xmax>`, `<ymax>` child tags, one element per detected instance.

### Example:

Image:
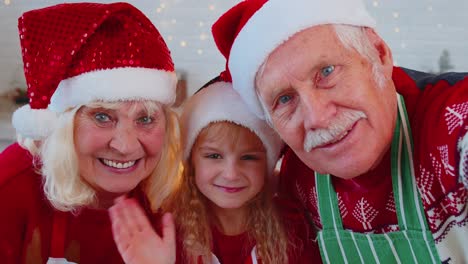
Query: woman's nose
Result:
<box><xmin>109</xmin><ymin>123</ymin><xmax>140</xmax><ymax>154</ymax></box>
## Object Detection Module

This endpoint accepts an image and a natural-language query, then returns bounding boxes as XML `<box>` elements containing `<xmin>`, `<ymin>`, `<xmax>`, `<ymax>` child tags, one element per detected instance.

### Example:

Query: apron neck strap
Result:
<box><xmin>315</xmin><ymin>94</ymin><xmax>429</xmax><ymax>231</ymax></box>
<box><xmin>391</xmin><ymin>94</ymin><xmax>429</xmax><ymax>230</ymax></box>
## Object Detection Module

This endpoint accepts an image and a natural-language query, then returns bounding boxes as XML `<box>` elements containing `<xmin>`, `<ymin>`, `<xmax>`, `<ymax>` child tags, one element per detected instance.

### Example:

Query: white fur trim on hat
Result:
<box><xmin>229</xmin><ymin>0</ymin><xmax>376</xmax><ymax>119</ymax></box>
<box><xmin>12</xmin><ymin>104</ymin><xmax>58</xmax><ymax>140</ymax></box>
<box><xmin>49</xmin><ymin>67</ymin><xmax>177</xmax><ymax>112</ymax></box>
<box><xmin>180</xmin><ymin>81</ymin><xmax>283</xmax><ymax>175</ymax></box>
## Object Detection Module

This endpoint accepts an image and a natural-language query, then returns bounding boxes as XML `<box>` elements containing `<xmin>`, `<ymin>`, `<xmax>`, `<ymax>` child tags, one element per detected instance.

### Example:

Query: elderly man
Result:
<box><xmin>212</xmin><ymin>0</ymin><xmax>468</xmax><ymax>263</ymax></box>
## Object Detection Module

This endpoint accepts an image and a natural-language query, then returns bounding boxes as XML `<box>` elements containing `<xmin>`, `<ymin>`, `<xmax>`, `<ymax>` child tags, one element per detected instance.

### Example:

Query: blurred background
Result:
<box><xmin>1</xmin><ymin>0</ymin><xmax>467</xmax><ymax>151</ymax></box>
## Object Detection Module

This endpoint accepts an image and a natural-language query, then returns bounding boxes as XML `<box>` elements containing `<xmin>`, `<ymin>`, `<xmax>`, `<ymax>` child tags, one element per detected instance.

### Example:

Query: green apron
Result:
<box><xmin>315</xmin><ymin>94</ymin><xmax>440</xmax><ymax>264</ymax></box>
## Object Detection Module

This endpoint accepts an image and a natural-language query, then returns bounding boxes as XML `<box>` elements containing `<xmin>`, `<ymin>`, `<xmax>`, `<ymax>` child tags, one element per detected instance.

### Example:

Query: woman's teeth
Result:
<box><xmin>102</xmin><ymin>159</ymin><xmax>136</xmax><ymax>169</ymax></box>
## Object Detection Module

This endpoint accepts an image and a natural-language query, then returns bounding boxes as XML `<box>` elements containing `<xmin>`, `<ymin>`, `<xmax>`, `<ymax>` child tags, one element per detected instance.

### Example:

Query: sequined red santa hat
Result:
<box><xmin>212</xmin><ymin>0</ymin><xmax>376</xmax><ymax>119</ymax></box>
<box><xmin>180</xmin><ymin>72</ymin><xmax>283</xmax><ymax>176</ymax></box>
<box><xmin>12</xmin><ymin>2</ymin><xmax>176</xmax><ymax>139</ymax></box>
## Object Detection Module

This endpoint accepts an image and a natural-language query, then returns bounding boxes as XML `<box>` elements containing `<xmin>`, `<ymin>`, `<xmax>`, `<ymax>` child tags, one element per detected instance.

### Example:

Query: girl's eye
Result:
<box><xmin>137</xmin><ymin>116</ymin><xmax>153</xmax><ymax>125</ymax></box>
<box><xmin>205</xmin><ymin>153</ymin><xmax>222</xmax><ymax>159</ymax></box>
<box><xmin>321</xmin><ymin>65</ymin><xmax>335</xmax><ymax>77</ymax></box>
<box><xmin>94</xmin><ymin>113</ymin><xmax>111</xmax><ymax>123</ymax></box>
<box><xmin>278</xmin><ymin>94</ymin><xmax>292</xmax><ymax>105</ymax></box>
<box><xmin>241</xmin><ymin>154</ymin><xmax>259</xmax><ymax>161</ymax></box>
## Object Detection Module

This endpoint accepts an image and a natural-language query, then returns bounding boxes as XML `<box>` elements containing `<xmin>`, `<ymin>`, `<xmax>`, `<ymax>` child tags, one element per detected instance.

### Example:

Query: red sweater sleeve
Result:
<box><xmin>0</xmin><ymin>143</ymin><xmax>52</xmax><ymax>263</ymax></box>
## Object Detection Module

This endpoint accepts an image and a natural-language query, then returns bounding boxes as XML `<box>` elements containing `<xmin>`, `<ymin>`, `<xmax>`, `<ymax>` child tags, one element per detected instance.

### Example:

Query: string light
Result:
<box><xmin>180</xmin><ymin>41</ymin><xmax>187</xmax><ymax>47</ymax></box>
<box><xmin>4</xmin><ymin>0</ymin><xmax>11</xmax><ymax>5</ymax></box>
<box><xmin>392</xmin><ymin>12</ymin><xmax>399</xmax><ymax>19</ymax></box>
<box><xmin>197</xmin><ymin>49</ymin><xmax>203</xmax><ymax>55</ymax></box>
<box><xmin>167</xmin><ymin>36</ymin><xmax>173</xmax><ymax>41</ymax></box>
<box><xmin>156</xmin><ymin>8</ymin><xmax>162</xmax><ymax>13</ymax></box>
<box><xmin>372</xmin><ymin>1</ymin><xmax>378</xmax><ymax>7</ymax></box>
<box><xmin>427</xmin><ymin>5</ymin><xmax>433</xmax><ymax>12</ymax></box>
<box><xmin>199</xmin><ymin>33</ymin><xmax>208</xmax><ymax>41</ymax></box>
<box><xmin>199</xmin><ymin>21</ymin><xmax>205</xmax><ymax>27</ymax></box>
<box><xmin>209</xmin><ymin>4</ymin><xmax>215</xmax><ymax>11</ymax></box>
<box><xmin>394</xmin><ymin>27</ymin><xmax>400</xmax><ymax>33</ymax></box>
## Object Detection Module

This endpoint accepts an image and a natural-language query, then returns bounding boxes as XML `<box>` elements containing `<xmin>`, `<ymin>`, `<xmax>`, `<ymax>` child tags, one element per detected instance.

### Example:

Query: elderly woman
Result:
<box><xmin>0</xmin><ymin>3</ymin><xmax>180</xmax><ymax>263</ymax></box>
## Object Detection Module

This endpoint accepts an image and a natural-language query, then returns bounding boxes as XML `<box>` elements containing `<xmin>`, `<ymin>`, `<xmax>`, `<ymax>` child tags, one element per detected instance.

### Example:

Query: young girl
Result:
<box><xmin>110</xmin><ymin>76</ymin><xmax>319</xmax><ymax>263</ymax></box>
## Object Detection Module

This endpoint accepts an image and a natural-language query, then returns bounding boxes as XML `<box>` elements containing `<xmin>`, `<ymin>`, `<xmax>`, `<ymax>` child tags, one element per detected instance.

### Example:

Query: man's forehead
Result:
<box><xmin>255</xmin><ymin>25</ymin><xmax>344</xmax><ymax>89</ymax></box>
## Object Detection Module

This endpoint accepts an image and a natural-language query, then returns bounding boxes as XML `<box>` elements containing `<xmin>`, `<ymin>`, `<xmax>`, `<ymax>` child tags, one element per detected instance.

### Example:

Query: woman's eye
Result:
<box><xmin>137</xmin><ymin>116</ymin><xmax>153</xmax><ymax>124</ymax></box>
<box><xmin>94</xmin><ymin>113</ymin><xmax>111</xmax><ymax>123</ymax></box>
<box><xmin>278</xmin><ymin>94</ymin><xmax>292</xmax><ymax>105</ymax></box>
<box><xmin>321</xmin><ymin>65</ymin><xmax>335</xmax><ymax>77</ymax></box>
<box><xmin>206</xmin><ymin>153</ymin><xmax>222</xmax><ymax>159</ymax></box>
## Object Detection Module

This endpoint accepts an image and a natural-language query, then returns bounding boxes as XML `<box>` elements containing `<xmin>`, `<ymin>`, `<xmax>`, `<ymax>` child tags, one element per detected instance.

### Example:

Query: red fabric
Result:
<box><xmin>211</xmin><ymin>0</ymin><xmax>267</xmax><ymax>59</ymax></box>
<box><xmin>49</xmin><ymin>211</ymin><xmax>67</xmax><ymax>258</ymax></box>
<box><xmin>211</xmin><ymin>0</ymin><xmax>267</xmax><ymax>81</ymax></box>
<box><xmin>19</xmin><ymin>2</ymin><xmax>173</xmax><ymax>109</ymax></box>
<box><xmin>275</xmin><ymin>196</ymin><xmax>323</xmax><ymax>263</ymax></box>
<box><xmin>0</xmin><ymin>144</ymin><xmax>162</xmax><ymax>263</ymax></box>
<box><xmin>174</xmin><ymin>197</ymin><xmax>320</xmax><ymax>263</ymax></box>
<box><xmin>278</xmin><ymin>67</ymin><xmax>468</xmax><ymax>255</ymax></box>
<box><xmin>0</xmin><ymin>143</ymin><xmax>33</xmax><ymax>186</ymax></box>
<box><xmin>211</xmin><ymin>227</ymin><xmax>255</xmax><ymax>264</ymax></box>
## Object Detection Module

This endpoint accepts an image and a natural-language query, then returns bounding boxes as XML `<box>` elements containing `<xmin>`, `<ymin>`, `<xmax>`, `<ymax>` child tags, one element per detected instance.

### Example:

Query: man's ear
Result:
<box><xmin>365</xmin><ymin>28</ymin><xmax>393</xmax><ymax>76</ymax></box>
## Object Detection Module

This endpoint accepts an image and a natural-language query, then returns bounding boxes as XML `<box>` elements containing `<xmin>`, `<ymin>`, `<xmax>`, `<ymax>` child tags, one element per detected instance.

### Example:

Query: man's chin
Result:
<box><xmin>308</xmin><ymin>161</ymin><xmax>368</xmax><ymax>180</ymax></box>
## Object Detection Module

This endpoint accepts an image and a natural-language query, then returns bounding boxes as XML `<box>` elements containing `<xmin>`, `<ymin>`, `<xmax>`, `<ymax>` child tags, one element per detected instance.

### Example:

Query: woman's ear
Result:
<box><xmin>365</xmin><ymin>28</ymin><xmax>393</xmax><ymax>77</ymax></box>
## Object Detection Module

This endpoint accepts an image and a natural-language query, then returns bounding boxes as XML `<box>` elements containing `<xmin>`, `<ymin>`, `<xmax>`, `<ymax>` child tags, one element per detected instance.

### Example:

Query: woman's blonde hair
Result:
<box><xmin>18</xmin><ymin>100</ymin><xmax>182</xmax><ymax>212</ymax></box>
<box><xmin>170</xmin><ymin>122</ymin><xmax>289</xmax><ymax>264</ymax></box>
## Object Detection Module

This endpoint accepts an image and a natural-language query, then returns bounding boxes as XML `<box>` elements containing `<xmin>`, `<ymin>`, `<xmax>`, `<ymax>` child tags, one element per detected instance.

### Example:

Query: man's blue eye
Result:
<box><xmin>95</xmin><ymin>113</ymin><xmax>111</xmax><ymax>122</ymax></box>
<box><xmin>278</xmin><ymin>95</ymin><xmax>292</xmax><ymax>105</ymax></box>
<box><xmin>321</xmin><ymin>65</ymin><xmax>335</xmax><ymax>77</ymax></box>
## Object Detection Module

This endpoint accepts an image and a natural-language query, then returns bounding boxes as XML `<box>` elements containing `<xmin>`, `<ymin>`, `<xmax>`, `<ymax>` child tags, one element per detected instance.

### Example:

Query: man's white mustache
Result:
<box><xmin>304</xmin><ymin>109</ymin><xmax>367</xmax><ymax>152</ymax></box>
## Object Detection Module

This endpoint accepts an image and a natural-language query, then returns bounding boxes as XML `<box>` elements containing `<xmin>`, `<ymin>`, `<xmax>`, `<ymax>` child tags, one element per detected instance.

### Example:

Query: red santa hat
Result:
<box><xmin>212</xmin><ymin>0</ymin><xmax>376</xmax><ymax>119</ymax></box>
<box><xmin>12</xmin><ymin>2</ymin><xmax>177</xmax><ymax>139</ymax></box>
<box><xmin>180</xmin><ymin>73</ymin><xmax>283</xmax><ymax>175</ymax></box>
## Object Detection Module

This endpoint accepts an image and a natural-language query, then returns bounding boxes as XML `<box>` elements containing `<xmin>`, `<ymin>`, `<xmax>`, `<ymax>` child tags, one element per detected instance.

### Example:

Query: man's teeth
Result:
<box><xmin>102</xmin><ymin>159</ymin><xmax>136</xmax><ymax>169</ymax></box>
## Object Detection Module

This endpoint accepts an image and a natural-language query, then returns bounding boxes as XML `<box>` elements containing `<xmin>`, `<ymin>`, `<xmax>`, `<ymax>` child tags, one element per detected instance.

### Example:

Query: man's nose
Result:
<box><xmin>300</xmin><ymin>90</ymin><xmax>335</xmax><ymax>130</ymax></box>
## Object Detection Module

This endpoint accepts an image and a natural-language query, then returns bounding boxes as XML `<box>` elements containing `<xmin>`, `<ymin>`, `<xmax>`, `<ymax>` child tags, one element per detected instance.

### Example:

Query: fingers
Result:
<box><xmin>124</xmin><ymin>198</ymin><xmax>154</xmax><ymax>233</ymax></box>
<box><xmin>109</xmin><ymin>203</ymin><xmax>132</xmax><ymax>255</ymax></box>
<box><xmin>112</xmin><ymin>197</ymin><xmax>153</xmax><ymax>234</ymax></box>
<box><xmin>161</xmin><ymin>212</ymin><xmax>177</xmax><ymax>263</ymax></box>
<box><xmin>162</xmin><ymin>213</ymin><xmax>176</xmax><ymax>245</ymax></box>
